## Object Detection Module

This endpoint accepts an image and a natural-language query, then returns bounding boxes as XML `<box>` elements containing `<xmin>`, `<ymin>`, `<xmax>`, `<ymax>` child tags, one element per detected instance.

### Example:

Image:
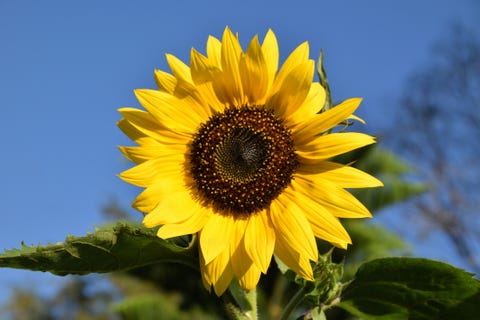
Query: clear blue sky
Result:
<box><xmin>1</xmin><ymin>0</ymin><xmax>478</xmax><ymax>301</ymax></box>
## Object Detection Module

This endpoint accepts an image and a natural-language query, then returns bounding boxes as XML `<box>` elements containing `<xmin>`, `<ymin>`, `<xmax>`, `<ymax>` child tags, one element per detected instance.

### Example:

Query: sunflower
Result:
<box><xmin>118</xmin><ymin>27</ymin><xmax>382</xmax><ymax>296</ymax></box>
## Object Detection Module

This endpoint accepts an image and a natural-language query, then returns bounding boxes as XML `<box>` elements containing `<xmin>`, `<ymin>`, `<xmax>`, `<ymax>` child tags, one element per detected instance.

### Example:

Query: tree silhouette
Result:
<box><xmin>389</xmin><ymin>23</ymin><xmax>480</xmax><ymax>273</ymax></box>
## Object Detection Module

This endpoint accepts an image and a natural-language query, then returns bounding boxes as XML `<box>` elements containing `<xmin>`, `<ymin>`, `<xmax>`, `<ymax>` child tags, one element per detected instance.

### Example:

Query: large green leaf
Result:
<box><xmin>341</xmin><ymin>221</ymin><xmax>410</xmax><ymax>280</ymax></box>
<box><xmin>338</xmin><ymin>257</ymin><xmax>480</xmax><ymax>319</ymax></box>
<box><xmin>0</xmin><ymin>222</ymin><xmax>198</xmax><ymax>275</ymax></box>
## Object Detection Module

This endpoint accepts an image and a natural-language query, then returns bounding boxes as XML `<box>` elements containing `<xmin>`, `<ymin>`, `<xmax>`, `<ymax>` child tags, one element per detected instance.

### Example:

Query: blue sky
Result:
<box><xmin>1</xmin><ymin>0</ymin><xmax>479</xmax><ymax>302</ymax></box>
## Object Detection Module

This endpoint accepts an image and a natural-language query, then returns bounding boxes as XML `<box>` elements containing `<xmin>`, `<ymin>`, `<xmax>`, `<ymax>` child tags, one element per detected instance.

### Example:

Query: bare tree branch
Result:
<box><xmin>389</xmin><ymin>24</ymin><xmax>480</xmax><ymax>273</ymax></box>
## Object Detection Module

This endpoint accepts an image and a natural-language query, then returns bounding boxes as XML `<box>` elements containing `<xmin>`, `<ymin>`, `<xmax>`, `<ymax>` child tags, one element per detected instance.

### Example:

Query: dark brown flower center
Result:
<box><xmin>189</xmin><ymin>106</ymin><xmax>298</xmax><ymax>217</ymax></box>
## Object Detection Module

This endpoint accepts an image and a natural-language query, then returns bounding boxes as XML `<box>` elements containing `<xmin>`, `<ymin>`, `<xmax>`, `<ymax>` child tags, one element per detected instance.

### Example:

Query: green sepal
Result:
<box><xmin>316</xmin><ymin>50</ymin><xmax>332</xmax><ymax>112</ymax></box>
<box><xmin>307</xmin><ymin>307</ymin><xmax>327</xmax><ymax>320</ymax></box>
<box><xmin>275</xmin><ymin>249</ymin><xmax>346</xmax><ymax>313</ymax></box>
<box><xmin>303</xmin><ymin>249</ymin><xmax>345</xmax><ymax>309</ymax></box>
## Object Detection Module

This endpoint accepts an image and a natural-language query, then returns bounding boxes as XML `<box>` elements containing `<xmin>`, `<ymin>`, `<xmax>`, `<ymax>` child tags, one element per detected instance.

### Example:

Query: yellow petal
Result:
<box><xmin>134</xmin><ymin>136</ymin><xmax>161</xmax><ymax>147</ymax></box>
<box><xmin>201</xmin><ymin>248</ymin><xmax>234</xmax><ymax>296</ymax></box>
<box><xmin>119</xmin><ymin>107</ymin><xmax>161</xmax><ymax>127</ymax></box>
<box><xmin>189</xmin><ymin>49</ymin><xmax>223</xmax><ymax>112</ymax></box>
<box><xmin>126</xmin><ymin>160</ymin><xmax>188</xmax><ymax>208</ymax></box>
<box><xmin>135</xmin><ymin>174</ymin><xmax>187</xmax><ymax>210</ymax></box>
<box><xmin>206</xmin><ymin>35</ymin><xmax>222</xmax><ymax>68</ymax></box>
<box><xmin>143</xmin><ymin>189</ymin><xmax>199</xmax><ymax>227</ymax></box>
<box><xmin>273</xmin><ymin>228</ymin><xmax>314</xmax><ymax>280</ymax></box>
<box><xmin>239</xmin><ymin>35</ymin><xmax>269</xmax><ymax>104</ymax></box>
<box><xmin>176</xmin><ymin>85</ymin><xmax>214</xmax><ymax>120</ymax></box>
<box><xmin>134</xmin><ymin>89</ymin><xmax>202</xmax><ymax>134</ymax></box>
<box><xmin>119</xmin><ymin>144</ymin><xmax>185</xmax><ymax>164</ymax></box>
<box><xmin>269</xmin><ymin>197</ymin><xmax>318</xmax><ymax>262</ymax></box>
<box><xmin>293</xmin><ymin>98</ymin><xmax>362</xmax><ymax>146</ymax></box>
<box><xmin>199</xmin><ymin>251</ymin><xmax>212</xmax><ymax>291</ymax></box>
<box><xmin>118</xmin><ymin>146</ymin><xmax>145</xmax><ymax>164</ymax></box>
<box><xmin>119</xmin><ymin>156</ymin><xmax>185</xmax><ymax>187</ymax></box>
<box><xmin>166</xmin><ymin>76</ymin><xmax>214</xmax><ymax>120</ymax></box>
<box><xmin>156</xmin><ymin>208</ymin><xmax>210</xmax><ymax>239</ymax></box>
<box><xmin>190</xmin><ymin>48</ymin><xmax>221</xmax><ymax>85</ymax></box>
<box><xmin>297</xmin><ymin>161</ymin><xmax>383</xmax><ymax>188</ymax></box>
<box><xmin>154</xmin><ymin>69</ymin><xmax>176</xmax><ymax>94</ymax></box>
<box><xmin>238</xmin><ymin>263</ymin><xmax>262</xmax><ymax>292</ymax></box>
<box><xmin>330</xmin><ymin>241</ymin><xmax>350</xmax><ymax>250</ymax></box>
<box><xmin>285</xmin><ymin>181</ymin><xmax>353</xmax><ymax>243</ymax></box>
<box><xmin>118</xmin><ymin>159</ymin><xmax>166</xmax><ymax>188</ymax></box>
<box><xmin>155</xmin><ymin>66</ymin><xmax>198</xmax><ymax>100</ymax></box>
<box><xmin>230</xmin><ymin>219</ymin><xmax>252</xmax><ymax>278</ymax></box>
<box><xmin>289</xmin><ymin>82</ymin><xmax>326</xmax><ymax>126</ymax></box>
<box><xmin>218</xmin><ymin>27</ymin><xmax>244</xmax><ymax>105</ymax></box>
<box><xmin>166</xmin><ymin>53</ymin><xmax>194</xmax><ymax>84</ymax></box>
<box><xmin>294</xmin><ymin>175</ymin><xmax>372</xmax><ymax>219</ymax></box>
<box><xmin>244</xmin><ymin>211</ymin><xmax>275</xmax><ymax>273</ymax></box>
<box><xmin>267</xmin><ymin>59</ymin><xmax>314</xmax><ymax>118</ymax></box>
<box><xmin>270</xmin><ymin>41</ymin><xmax>309</xmax><ymax>95</ymax></box>
<box><xmin>117</xmin><ymin>118</ymin><xmax>145</xmax><ymax>143</ymax></box>
<box><xmin>200</xmin><ymin>214</ymin><xmax>235</xmax><ymax>264</ymax></box>
<box><xmin>195</xmin><ymin>82</ymin><xmax>225</xmax><ymax>113</ymax></box>
<box><xmin>261</xmin><ymin>29</ymin><xmax>279</xmax><ymax>93</ymax></box>
<box><xmin>132</xmin><ymin>181</ymin><xmax>168</xmax><ymax>213</ymax></box>
<box><xmin>118</xmin><ymin>108</ymin><xmax>190</xmax><ymax>145</ymax></box>
<box><xmin>297</xmin><ymin>132</ymin><xmax>376</xmax><ymax>162</ymax></box>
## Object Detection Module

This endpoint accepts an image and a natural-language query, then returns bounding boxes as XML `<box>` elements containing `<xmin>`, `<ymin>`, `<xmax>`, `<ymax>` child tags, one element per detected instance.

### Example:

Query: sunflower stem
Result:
<box><xmin>222</xmin><ymin>290</ymin><xmax>242</xmax><ymax>319</ymax></box>
<box><xmin>225</xmin><ymin>286</ymin><xmax>258</xmax><ymax>320</ymax></box>
<box><xmin>279</xmin><ymin>286</ymin><xmax>306</xmax><ymax>320</ymax></box>
<box><xmin>243</xmin><ymin>288</ymin><xmax>258</xmax><ymax>319</ymax></box>
<box><xmin>268</xmin><ymin>274</ymin><xmax>288</xmax><ymax>318</ymax></box>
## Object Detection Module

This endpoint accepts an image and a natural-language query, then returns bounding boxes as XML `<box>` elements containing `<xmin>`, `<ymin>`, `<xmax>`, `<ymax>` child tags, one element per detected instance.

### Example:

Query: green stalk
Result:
<box><xmin>225</xmin><ymin>286</ymin><xmax>258</xmax><ymax>320</ymax></box>
<box><xmin>278</xmin><ymin>286</ymin><xmax>306</xmax><ymax>320</ymax></box>
<box><xmin>243</xmin><ymin>288</ymin><xmax>258</xmax><ymax>319</ymax></box>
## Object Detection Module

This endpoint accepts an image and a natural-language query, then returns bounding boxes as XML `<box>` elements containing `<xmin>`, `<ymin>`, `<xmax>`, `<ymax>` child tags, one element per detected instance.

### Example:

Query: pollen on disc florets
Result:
<box><xmin>189</xmin><ymin>105</ymin><xmax>298</xmax><ymax>217</ymax></box>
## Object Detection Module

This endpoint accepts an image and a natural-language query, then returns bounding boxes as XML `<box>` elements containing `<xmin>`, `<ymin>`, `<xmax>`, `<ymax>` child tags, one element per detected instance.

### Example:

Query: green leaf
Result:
<box><xmin>0</xmin><ymin>222</ymin><xmax>198</xmax><ymax>275</ymax></box>
<box><xmin>338</xmin><ymin>257</ymin><xmax>480</xmax><ymax>320</ymax></box>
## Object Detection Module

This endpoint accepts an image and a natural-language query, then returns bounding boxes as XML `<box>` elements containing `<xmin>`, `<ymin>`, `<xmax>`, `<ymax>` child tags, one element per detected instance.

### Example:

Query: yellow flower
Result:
<box><xmin>118</xmin><ymin>27</ymin><xmax>382</xmax><ymax>296</ymax></box>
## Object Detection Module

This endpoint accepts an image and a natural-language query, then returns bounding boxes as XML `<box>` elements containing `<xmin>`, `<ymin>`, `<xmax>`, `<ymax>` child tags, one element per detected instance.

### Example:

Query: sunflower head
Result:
<box><xmin>189</xmin><ymin>105</ymin><xmax>298</xmax><ymax>216</ymax></box>
<box><xmin>119</xmin><ymin>27</ymin><xmax>383</xmax><ymax>296</ymax></box>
